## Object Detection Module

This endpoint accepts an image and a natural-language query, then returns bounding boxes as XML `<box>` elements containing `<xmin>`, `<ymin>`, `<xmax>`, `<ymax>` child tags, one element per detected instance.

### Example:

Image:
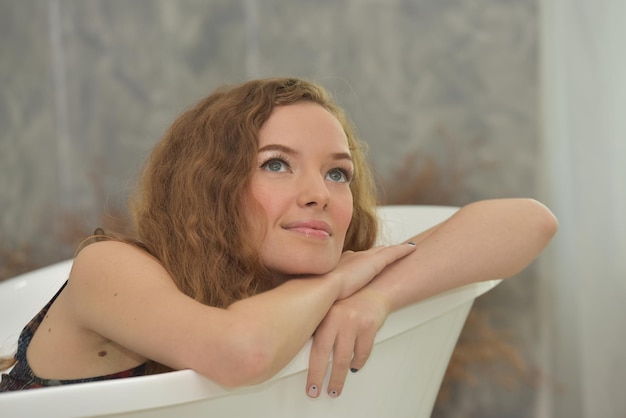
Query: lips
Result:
<box><xmin>282</xmin><ymin>219</ymin><xmax>332</xmax><ymax>238</ymax></box>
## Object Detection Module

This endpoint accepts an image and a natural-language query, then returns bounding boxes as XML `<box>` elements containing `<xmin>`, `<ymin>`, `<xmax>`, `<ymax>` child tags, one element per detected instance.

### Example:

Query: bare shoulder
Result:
<box><xmin>70</xmin><ymin>240</ymin><xmax>173</xmax><ymax>288</ymax></box>
<box><xmin>73</xmin><ymin>240</ymin><xmax>159</xmax><ymax>270</ymax></box>
<box><xmin>65</xmin><ymin>240</ymin><xmax>179</xmax><ymax>328</ymax></box>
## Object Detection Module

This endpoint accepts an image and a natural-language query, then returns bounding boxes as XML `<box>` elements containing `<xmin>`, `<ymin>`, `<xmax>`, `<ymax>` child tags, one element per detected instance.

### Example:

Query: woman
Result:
<box><xmin>0</xmin><ymin>78</ymin><xmax>558</xmax><ymax>398</ymax></box>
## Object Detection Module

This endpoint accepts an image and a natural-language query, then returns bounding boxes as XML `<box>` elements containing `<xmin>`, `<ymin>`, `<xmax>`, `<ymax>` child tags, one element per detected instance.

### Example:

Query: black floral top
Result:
<box><xmin>0</xmin><ymin>282</ymin><xmax>146</xmax><ymax>392</ymax></box>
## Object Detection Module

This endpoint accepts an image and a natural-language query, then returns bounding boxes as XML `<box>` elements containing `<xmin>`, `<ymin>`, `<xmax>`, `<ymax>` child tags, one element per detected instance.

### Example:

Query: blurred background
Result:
<box><xmin>0</xmin><ymin>0</ymin><xmax>623</xmax><ymax>416</ymax></box>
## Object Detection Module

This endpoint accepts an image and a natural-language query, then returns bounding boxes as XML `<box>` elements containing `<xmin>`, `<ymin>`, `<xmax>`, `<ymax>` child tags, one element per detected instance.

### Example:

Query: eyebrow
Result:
<box><xmin>258</xmin><ymin>144</ymin><xmax>353</xmax><ymax>162</ymax></box>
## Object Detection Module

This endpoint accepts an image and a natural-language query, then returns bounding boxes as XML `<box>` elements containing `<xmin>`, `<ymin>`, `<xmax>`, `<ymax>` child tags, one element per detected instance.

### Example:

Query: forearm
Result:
<box><xmin>220</xmin><ymin>242</ymin><xmax>417</xmax><ymax>386</ymax></box>
<box><xmin>224</xmin><ymin>276</ymin><xmax>341</xmax><ymax>385</ymax></box>
<box><xmin>366</xmin><ymin>198</ymin><xmax>558</xmax><ymax>312</ymax></box>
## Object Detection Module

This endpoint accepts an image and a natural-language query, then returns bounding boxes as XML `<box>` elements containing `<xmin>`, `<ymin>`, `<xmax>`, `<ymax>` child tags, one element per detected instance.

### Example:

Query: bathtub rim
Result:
<box><xmin>0</xmin><ymin>204</ymin><xmax>501</xmax><ymax>416</ymax></box>
<box><xmin>0</xmin><ymin>279</ymin><xmax>499</xmax><ymax>417</ymax></box>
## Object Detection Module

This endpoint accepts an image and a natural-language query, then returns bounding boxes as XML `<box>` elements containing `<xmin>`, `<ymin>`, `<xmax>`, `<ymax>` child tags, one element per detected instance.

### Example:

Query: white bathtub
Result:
<box><xmin>0</xmin><ymin>205</ymin><xmax>500</xmax><ymax>418</ymax></box>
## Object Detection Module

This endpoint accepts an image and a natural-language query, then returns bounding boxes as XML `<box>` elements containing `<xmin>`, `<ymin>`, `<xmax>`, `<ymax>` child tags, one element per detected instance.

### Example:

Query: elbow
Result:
<box><xmin>527</xmin><ymin>198</ymin><xmax>559</xmax><ymax>243</ymax></box>
<box><xmin>218</xmin><ymin>347</ymin><xmax>275</xmax><ymax>389</ymax></box>
<box><xmin>470</xmin><ymin>198</ymin><xmax>558</xmax><ymax>244</ymax></box>
<box><xmin>201</xmin><ymin>329</ymin><xmax>279</xmax><ymax>389</ymax></box>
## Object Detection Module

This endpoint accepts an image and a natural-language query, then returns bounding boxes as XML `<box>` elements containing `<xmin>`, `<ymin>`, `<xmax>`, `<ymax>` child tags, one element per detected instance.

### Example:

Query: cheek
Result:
<box><xmin>243</xmin><ymin>188</ymin><xmax>268</xmax><ymax>241</ymax></box>
<box><xmin>336</xmin><ymin>194</ymin><xmax>354</xmax><ymax>236</ymax></box>
<box><xmin>248</xmin><ymin>180</ymin><xmax>274</xmax><ymax>216</ymax></box>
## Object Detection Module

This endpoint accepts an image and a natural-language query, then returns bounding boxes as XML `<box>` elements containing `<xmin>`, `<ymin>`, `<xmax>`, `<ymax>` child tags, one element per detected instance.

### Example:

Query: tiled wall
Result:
<box><xmin>0</xmin><ymin>1</ymin><xmax>540</xmax><ymax>416</ymax></box>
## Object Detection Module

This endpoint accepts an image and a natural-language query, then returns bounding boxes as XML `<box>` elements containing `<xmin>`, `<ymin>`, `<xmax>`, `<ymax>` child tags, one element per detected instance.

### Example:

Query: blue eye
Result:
<box><xmin>326</xmin><ymin>168</ymin><xmax>351</xmax><ymax>183</ymax></box>
<box><xmin>261</xmin><ymin>158</ymin><xmax>288</xmax><ymax>172</ymax></box>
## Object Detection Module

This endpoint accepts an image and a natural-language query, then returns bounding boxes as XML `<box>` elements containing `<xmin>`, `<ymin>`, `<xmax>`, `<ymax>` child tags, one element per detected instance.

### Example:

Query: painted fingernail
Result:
<box><xmin>408</xmin><ymin>241</ymin><xmax>416</xmax><ymax>246</ymax></box>
<box><xmin>307</xmin><ymin>385</ymin><xmax>318</xmax><ymax>397</ymax></box>
<box><xmin>329</xmin><ymin>389</ymin><xmax>339</xmax><ymax>398</ymax></box>
<box><xmin>350</xmin><ymin>368</ymin><xmax>359</xmax><ymax>373</ymax></box>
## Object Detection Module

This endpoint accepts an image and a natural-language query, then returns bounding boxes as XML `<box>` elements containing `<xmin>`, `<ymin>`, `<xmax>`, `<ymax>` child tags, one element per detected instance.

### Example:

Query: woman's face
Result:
<box><xmin>248</xmin><ymin>102</ymin><xmax>354</xmax><ymax>280</ymax></box>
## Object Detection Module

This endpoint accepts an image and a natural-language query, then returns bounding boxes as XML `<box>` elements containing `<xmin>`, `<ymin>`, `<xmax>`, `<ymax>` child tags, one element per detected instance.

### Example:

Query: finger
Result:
<box><xmin>306</xmin><ymin>326</ymin><xmax>335</xmax><ymax>398</ymax></box>
<box><xmin>326</xmin><ymin>331</ymin><xmax>357</xmax><ymax>398</ymax></box>
<box><xmin>349</xmin><ymin>330</ymin><xmax>376</xmax><ymax>373</ymax></box>
<box><xmin>360</xmin><ymin>243</ymin><xmax>406</xmax><ymax>255</ymax></box>
<box><xmin>362</xmin><ymin>242</ymin><xmax>416</xmax><ymax>279</ymax></box>
<box><xmin>379</xmin><ymin>241</ymin><xmax>416</xmax><ymax>262</ymax></box>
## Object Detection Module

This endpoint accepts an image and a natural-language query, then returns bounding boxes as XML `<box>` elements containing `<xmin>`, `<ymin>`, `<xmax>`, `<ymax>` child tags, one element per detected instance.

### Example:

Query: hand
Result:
<box><xmin>302</xmin><ymin>243</ymin><xmax>414</xmax><ymax>398</ymax></box>
<box><xmin>306</xmin><ymin>288</ymin><xmax>391</xmax><ymax>398</ymax></box>
<box><xmin>329</xmin><ymin>243</ymin><xmax>416</xmax><ymax>301</ymax></box>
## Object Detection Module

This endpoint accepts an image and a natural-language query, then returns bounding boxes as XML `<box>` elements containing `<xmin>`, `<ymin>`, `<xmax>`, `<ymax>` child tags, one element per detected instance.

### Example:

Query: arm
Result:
<box><xmin>65</xmin><ymin>239</ymin><xmax>415</xmax><ymax>388</ymax></box>
<box><xmin>367</xmin><ymin>198</ymin><xmax>558</xmax><ymax>310</ymax></box>
<box><xmin>307</xmin><ymin>198</ymin><xmax>558</xmax><ymax>397</ymax></box>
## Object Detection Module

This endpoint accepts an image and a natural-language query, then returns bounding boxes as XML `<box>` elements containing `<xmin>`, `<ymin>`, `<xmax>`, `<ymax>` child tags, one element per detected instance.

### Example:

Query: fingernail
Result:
<box><xmin>329</xmin><ymin>389</ymin><xmax>339</xmax><ymax>398</ymax></box>
<box><xmin>407</xmin><ymin>241</ymin><xmax>416</xmax><ymax>246</ymax></box>
<box><xmin>308</xmin><ymin>385</ymin><xmax>318</xmax><ymax>397</ymax></box>
<box><xmin>350</xmin><ymin>368</ymin><xmax>359</xmax><ymax>373</ymax></box>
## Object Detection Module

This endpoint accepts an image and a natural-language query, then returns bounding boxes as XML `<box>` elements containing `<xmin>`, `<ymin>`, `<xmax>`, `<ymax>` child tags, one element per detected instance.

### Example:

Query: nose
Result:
<box><xmin>297</xmin><ymin>171</ymin><xmax>330</xmax><ymax>209</ymax></box>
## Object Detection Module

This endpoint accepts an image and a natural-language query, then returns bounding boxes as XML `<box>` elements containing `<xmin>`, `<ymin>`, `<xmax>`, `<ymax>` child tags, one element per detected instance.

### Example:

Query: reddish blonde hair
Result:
<box><xmin>130</xmin><ymin>78</ymin><xmax>378</xmax><ymax>309</ymax></box>
<box><xmin>0</xmin><ymin>79</ymin><xmax>380</xmax><ymax>376</ymax></box>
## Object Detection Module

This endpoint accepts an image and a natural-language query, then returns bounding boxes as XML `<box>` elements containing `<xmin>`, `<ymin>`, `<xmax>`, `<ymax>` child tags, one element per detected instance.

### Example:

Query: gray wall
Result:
<box><xmin>0</xmin><ymin>1</ymin><xmax>541</xmax><ymax>416</ymax></box>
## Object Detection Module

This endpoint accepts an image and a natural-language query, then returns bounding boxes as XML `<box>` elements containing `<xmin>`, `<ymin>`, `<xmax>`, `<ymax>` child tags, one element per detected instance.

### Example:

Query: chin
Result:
<box><xmin>289</xmin><ymin>265</ymin><xmax>334</xmax><ymax>277</ymax></box>
<box><xmin>271</xmin><ymin>258</ymin><xmax>337</xmax><ymax>278</ymax></box>
<box><xmin>262</xmin><ymin>245</ymin><xmax>342</xmax><ymax>278</ymax></box>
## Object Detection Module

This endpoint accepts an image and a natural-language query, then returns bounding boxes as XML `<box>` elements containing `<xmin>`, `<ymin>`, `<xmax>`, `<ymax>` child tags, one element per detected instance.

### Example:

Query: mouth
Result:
<box><xmin>282</xmin><ymin>219</ymin><xmax>332</xmax><ymax>238</ymax></box>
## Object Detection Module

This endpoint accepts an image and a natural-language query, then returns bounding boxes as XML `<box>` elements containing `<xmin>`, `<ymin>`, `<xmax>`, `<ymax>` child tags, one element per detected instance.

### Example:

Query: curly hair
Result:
<box><xmin>128</xmin><ymin>77</ymin><xmax>379</xmax><ymax>311</ymax></box>
<box><xmin>0</xmin><ymin>78</ymin><xmax>379</xmax><ymax>376</ymax></box>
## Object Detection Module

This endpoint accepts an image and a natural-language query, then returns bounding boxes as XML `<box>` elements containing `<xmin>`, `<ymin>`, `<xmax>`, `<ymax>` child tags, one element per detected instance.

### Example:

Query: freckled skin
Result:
<box><xmin>98</xmin><ymin>351</ymin><xmax>107</xmax><ymax>357</ymax></box>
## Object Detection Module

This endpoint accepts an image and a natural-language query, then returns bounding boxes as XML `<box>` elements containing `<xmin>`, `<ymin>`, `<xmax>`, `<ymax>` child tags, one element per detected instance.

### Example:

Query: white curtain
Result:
<box><xmin>538</xmin><ymin>1</ymin><xmax>626</xmax><ymax>417</ymax></box>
